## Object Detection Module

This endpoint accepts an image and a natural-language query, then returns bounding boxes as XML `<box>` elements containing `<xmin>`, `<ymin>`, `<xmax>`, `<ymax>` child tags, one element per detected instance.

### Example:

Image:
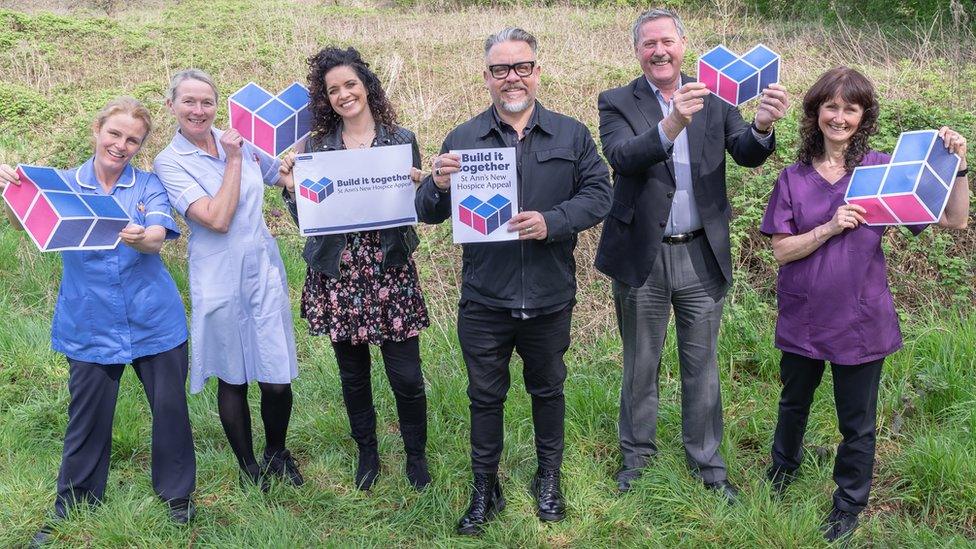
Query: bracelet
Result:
<box><xmin>956</xmin><ymin>167</ymin><xmax>969</xmax><ymax>178</ymax></box>
<box><xmin>751</xmin><ymin>120</ymin><xmax>772</xmax><ymax>135</ymax></box>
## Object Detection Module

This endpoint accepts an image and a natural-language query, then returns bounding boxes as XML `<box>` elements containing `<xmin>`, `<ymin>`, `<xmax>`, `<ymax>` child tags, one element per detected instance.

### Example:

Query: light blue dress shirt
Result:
<box><xmin>51</xmin><ymin>158</ymin><xmax>188</xmax><ymax>364</ymax></box>
<box><xmin>648</xmin><ymin>77</ymin><xmax>773</xmax><ymax>235</ymax></box>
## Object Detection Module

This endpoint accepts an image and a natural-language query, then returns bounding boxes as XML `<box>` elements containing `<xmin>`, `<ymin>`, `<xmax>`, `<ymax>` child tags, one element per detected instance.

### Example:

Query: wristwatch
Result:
<box><xmin>751</xmin><ymin>120</ymin><xmax>772</xmax><ymax>135</ymax></box>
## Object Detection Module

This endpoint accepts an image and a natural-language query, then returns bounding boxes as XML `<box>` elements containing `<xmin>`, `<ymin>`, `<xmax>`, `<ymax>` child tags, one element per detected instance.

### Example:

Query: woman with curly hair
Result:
<box><xmin>281</xmin><ymin>46</ymin><xmax>431</xmax><ymax>490</ymax></box>
<box><xmin>760</xmin><ymin>66</ymin><xmax>969</xmax><ymax>542</ymax></box>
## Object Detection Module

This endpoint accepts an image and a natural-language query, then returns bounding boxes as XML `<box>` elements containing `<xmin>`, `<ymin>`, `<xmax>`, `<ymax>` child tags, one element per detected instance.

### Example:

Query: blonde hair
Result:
<box><xmin>167</xmin><ymin>68</ymin><xmax>219</xmax><ymax>102</ymax></box>
<box><xmin>93</xmin><ymin>96</ymin><xmax>152</xmax><ymax>141</ymax></box>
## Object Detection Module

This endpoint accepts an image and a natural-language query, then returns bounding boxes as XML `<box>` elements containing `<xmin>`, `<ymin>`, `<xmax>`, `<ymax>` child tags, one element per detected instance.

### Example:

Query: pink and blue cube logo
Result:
<box><xmin>697</xmin><ymin>44</ymin><xmax>780</xmax><ymax>106</ymax></box>
<box><xmin>1</xmin><ymin>165</ymin><xmax>130</xmax><ymax>251</ymax></box>
<box><xmin>458</xmin><ymin>194</ymin><xmax>512</xmax><ymax>235</ymax></box>
<box><xmin>845</xmin><ymin>130</ymin><xmax>961</xmax><ymax>225</ymax></box>
<box><xmin>229</xmin><ymin>82</ymin><xmax>312</xmax><ymax>157</ymax></box>
<box><xmin>299</xmin><ymin>177</ymin><xmax>334</xmax><ymax>204</ymax></box>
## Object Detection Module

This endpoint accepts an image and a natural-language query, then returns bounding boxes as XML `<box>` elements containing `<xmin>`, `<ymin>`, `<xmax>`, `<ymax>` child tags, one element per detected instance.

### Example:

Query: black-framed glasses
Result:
<box><xmin>488</xmin><ymin>61</ymin><xmax>536</xmax><ymax>79</ymax></box>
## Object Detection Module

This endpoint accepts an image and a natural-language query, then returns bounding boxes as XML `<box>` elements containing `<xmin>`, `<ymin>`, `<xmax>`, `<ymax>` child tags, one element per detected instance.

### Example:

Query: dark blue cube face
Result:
<box><xmin>48</xmin><ymin>218</ymin><xmax>95</xmax><ymax>249</ymax></box>
<box><xmin>474</xmin><ymin>203</ymin><xmax>499</xmax><ymax>233</ymax></box>
<box><xmin>231</xmin><ymin>83</ymin><xmax>273</xmax><ymax>111</ymax></box>
<box><xmin>47</xmin><ymin>191</ymin><xmax>94</xmax><ymax>217</ymax></box>
<box><xmin>892</xmin><ymin>131</ymin><xmax>935</xmax><ymax>163</ymax></box>
<box><xmin>916</xmin><ymin>165</ymin><xmax>950</xmax><ymax>215</ymax></box>
<box><xmin>847</xmin><ymin>165</ymin><xmax>887</xmax><ymax>197</ymax></box>
<box><xmin>486</xmin><ymin>195</ymin><xmax>512</xmax><ymax>224</ymax></box>
<box><xmin>881</xmin><ymin>163</ymin><xmax>923</xmax><ymax>194</ymax></box>
<box><xmin>758</xmin><ymin>61</ymin><xmax>779</xmax><ymax>90</ymax></box>
<box><xmin>737</xmin><ymin>72</ymin><xmax>759</xmax><ymax>102</ymax></box>
<box><xmin>324</xmin><ymin>180</ymin><xmax>334</xmax><ymax>197</ymax></box>
<box><xmin>274</xmin><ymin>116</ymin><xmax>298</xmax><ymax>155</ymax></box>
<box><xmin>84</xmin><ymin>218</ymin><xmax>128</xmax><ymax>247</ymax></box>
<box><xmin>79</xmin><ymin>194</ymin><xmax>128</xmax><ymax>219</ymax></box>
<box><xmin>22</xmin><ymin>166</ymin><xmax>71</xmax><ymax>192</ymax></box>
<box><xmin>295</xmin><ymin>106</ymin><xmax>311</xmax><ymax>140</ymax></box>
<box><xmin>702</xmin><ymin>46</ymin><xmax>737</xmax><ymax>70</ymax></box>
<box><xmin>926</xmin><ymin>134</ymin><xmax>961</xmax><ymax>184</ymax></box>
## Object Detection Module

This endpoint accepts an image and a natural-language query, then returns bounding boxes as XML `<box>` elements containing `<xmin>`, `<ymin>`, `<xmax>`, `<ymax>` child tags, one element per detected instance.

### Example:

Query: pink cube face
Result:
<box><xmin>229</xmin><ymin>103</ymin><xmax>253</xmax><ymax>141</ymax></box>
<box><xmin>883</xmin><ymin>194</ymin><xmax>936</xmax><ymax>224</ymax></box>
<box><xmin>472</xmin><ymin>215</ymin><xmax>487</xmax><ymax>235</ymax></box>
<box><xmin>459</xmin><ymin>206</ymin><xmax>472</xmax><ymax>226</ymax></box>
<box><xmin>718</xmin><ymin>74</ymin><xmax>739</xmax><ymax>105</ymax></box>
<box><xmin>252</xmin><ymin>119</ymin><xmax>276</xmax><ymax>157</ymax></box>
<box><xmin>24</xmin><ymin>195</ymin><xmax>58</xmax><ymax>248</ymax></box>
<box><xmin>3</xmin><ymin>175</ymin><xmax>38</xmax><ymax>218</ymax></box>
<box><xmin>847</xmin><ymin>197</ymin><xmax>898</xmax><ymax>225</ymax></box>
<box><xmin>698</xmin><ymin>62</ymin><xmax>719</xmax><ymax>95</ymax></box>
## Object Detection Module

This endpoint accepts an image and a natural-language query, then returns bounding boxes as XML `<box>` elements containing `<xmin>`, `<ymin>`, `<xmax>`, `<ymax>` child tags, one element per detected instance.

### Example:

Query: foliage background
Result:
<box><xmin>0</xmin><ymin>0</ymin><xmax>973</xmax><ymax>546</ymax></box>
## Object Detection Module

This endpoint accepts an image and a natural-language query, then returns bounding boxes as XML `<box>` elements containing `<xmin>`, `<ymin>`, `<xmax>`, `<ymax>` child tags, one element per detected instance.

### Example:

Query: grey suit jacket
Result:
<box><xmin>594</xmin><ymin>74</ymin><xmax>775</xmax><ymax>288</ymax></box>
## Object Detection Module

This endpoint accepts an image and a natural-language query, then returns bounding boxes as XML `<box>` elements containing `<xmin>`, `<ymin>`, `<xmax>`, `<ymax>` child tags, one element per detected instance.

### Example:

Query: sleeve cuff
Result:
<box><xmin>657</xmin><ymin>122</ymin><xmax>675</xmax><ymax>152</ymax></box>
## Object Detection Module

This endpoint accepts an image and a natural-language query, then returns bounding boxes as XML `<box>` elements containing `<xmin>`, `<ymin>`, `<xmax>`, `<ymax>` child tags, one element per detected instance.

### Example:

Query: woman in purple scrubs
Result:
<box><xmin>760</xmin><ymin>67</ymin><xmax>969</xmax><ymax>543</ymax></box>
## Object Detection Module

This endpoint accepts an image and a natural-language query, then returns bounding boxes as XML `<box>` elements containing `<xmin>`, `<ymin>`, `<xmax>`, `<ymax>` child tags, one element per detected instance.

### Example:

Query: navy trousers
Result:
<box><xmin>55</xmin><ymin>341</ymin><xmax>195</xmax><ymax>517</ymax></box>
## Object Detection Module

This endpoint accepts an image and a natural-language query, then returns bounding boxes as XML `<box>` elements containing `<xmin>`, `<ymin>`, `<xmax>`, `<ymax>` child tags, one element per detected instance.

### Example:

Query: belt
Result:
<box><xmin>662</xmin><ymin>228</ymin><xmax>705</xmax><ymax>244</ymax></box>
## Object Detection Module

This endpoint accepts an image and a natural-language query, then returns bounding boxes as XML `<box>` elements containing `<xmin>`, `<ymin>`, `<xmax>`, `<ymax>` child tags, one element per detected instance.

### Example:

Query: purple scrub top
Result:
<box><xmin>760</xmin><ymin>151</ymin><xmax>925</xmax><ymax>365</ymax></box>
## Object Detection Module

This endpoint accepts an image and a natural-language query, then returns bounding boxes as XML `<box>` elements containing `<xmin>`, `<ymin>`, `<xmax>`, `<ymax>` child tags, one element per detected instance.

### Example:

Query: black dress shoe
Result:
<box><xmin>263</xmin><ymin>448</ymin><xmax>305</xmax><ymax>487</ymax></box>
<box><xmin>704</xmin><ymin>479</ymin><xmax>740</xmax><ymax>503</ymax></box>
<box><xmin>766</xmin><ymin>465</ymin><xmax>797</xmax><ymax>497</ymax></box>
<box><xmin>616</xmin><ymin>467</ymin><xmax>642</xmax><ymax>493</ymax></box>
<box><xmin>456</xmin><ymin>473</ymin><xmax>505</xmax><ymax>536</ymax></box>
<box><xmin>28</xmin><ymin>524</ymin><xmax>55</xmax><ymax>548</ymax></box>
<box><xmin>823</xmin><ymin>508</ymin><xmax>859</xmax><ymax>542</ymax></box>
<box><xmin>167</xmin><ymin>498</ymin><xmax>196</xmax><ymax>524</ymax></box>
<box><xmin>530</xmin><ymin>468</ymin><xmax>566</xmax><ymax>522</ymax></box>
<box><xmin>240</xmin><ymin>463</ymin><xmax>270</xmax><ymax>492</ymax></box>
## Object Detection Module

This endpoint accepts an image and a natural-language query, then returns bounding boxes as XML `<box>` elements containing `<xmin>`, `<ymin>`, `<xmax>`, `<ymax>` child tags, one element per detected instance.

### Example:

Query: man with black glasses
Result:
<box><xmin>416</xmin><ymin>27</ymin><xmax>611</xmax><ymax>535</ymax></box>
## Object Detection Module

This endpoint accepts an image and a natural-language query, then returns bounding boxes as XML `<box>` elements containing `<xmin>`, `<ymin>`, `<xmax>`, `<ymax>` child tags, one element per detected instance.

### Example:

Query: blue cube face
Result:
<box><xmin>737</xmin><ymin>72</ymin><xmax>759</xmax><ymax>103</ymax></box>
<box><xmin>926</xmin><ymin>134</ymin><xmax>961</xmax><ymax>184</ymax></box>
<box><xmin>83</xmin><ymin>218</ymin><xmax>128</xmax><ymax>247</ymax></box>
<box><xmin>742</xmin><ymin>44</ymin><xmax>777</xmax><ymax>69</ymax></box>
<box><xmin>230</xmin><ymin>83</ymin><xmax>273</xmax><ymax>111</ymax></box>
<box><xmin>79</xmin><ymin>194</ymin><xmax>127</xmax><ymax>219</ymax></box>
<box><xmin>257</xmin><ymin>99</ymin><xmax>293</xmax><ymax>126</ymax></box>
<box><xmin>723</xmin><ymin>59</ymin><xmax>757</xmax><ymax>83</ymax></box>
<box><xmin>295</xmin><ymin>107</ymin><xmax>311</xmax><ymax>140</ymax></box>
<box><xmin>323</xmin><ymin>180</ymin><xmax>334</xmax><ymax>197</ymax></box>
<box><xmin>278</xmin><ymin>83</ymin><xmax>309</xmax><ymax>111</ymax></box>
<box><xmin>47</xmin><ymin>191</ymin><xmax>94</xmax><ymax>217</ymax></box>
<box><xmin>758</xmin><ymin>61</ymin><xmax>779</xmax><ymax>90</ymax></box>
<box><xmin>892</xmin><ymin>130</ymin><xmax>936</xmax><ymax>163</ymax></box>
<box><xmin>21</xmin><ymin>166</ymin><xmax>72</xmax><ymax>192</ymax></box>
<box><xmin>274</xmin><ymin>116</ymin><xmax>297</xmax><ymax>155</ymax></box>
<box><xmin>701</xmin><ymin>46</ymin><xmax>737</xmax><ymax>70</ymax></box>
<box><xmin>48</xmin><ymin>218</ymin><xmax>95</xmax><ymax>249</ymax></box>
<box><xmin>847</xmin><ymin>165</ymin><xmax>887</xmax><ymax>197</ymax></box>
<box><xmin>881</xmin><ymin>162</ymin><xmax>923</xmax><ymax>194</ymax></box>
<box><xmin>486</xmin><ymin>194</ymin><xmax>512</xmax><ymax>223</ymax></box>
<box><xmin>460</xmin><ymin>195</ymin><xmax>483</xmax><ymax>211</ymax></box>
<box><xmin>916</xmin><ymin>165</ymin><xmax>950</xmax><ymax>215</ymax></box>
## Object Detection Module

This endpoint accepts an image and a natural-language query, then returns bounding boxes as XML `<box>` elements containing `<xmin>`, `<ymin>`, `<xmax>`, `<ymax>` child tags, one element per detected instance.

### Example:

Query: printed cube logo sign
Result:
<box><xmin>697</xmin><ymin>44</ymin><xmax>780</xmax><ymax>106</ymax></box>
<box><xmin>229</xmin><ymin>82</ymin><xmax>312</xmax><ymax>157</ymax></box>
<box><xmin>845</xmin><ymin>130</ymin><xmax>961</xmax><ymax>225</ymax></box>
<box><xmin>298</xmin><ymin>177</ymin><xmax>335</xmax><ymax>204</ymax></box>
<box><xmin>458</xmin><ymin>194</ymin><xmax>513</xmax><ymax>235</ymax></box>
<box><xmin>1</xmin><ymin>165</ymin><xmax>130</xmax><ymax>251</ymax></box>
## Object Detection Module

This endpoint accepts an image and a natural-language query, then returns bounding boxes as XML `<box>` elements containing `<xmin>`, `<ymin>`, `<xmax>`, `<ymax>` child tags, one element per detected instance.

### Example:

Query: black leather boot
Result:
<box><xmin>348</xmin><ymin>408</ymin><xmax>380</xmax><ymax>490</ymax></box>
<box><xmin>262</xmin><ymin>448</ymin><xmax>304</xmax><ymax>487</ymax></box>
<box><xmin>456</xmin><ymin>473</ymin><xmax>505</xmax><ymax>536</ymax></box>
<box><xmin>239</xmin><ymin>462</ymin><xmax>269</xmax><ymax>492</ymax></box>
<box><xmin>530</xmin><ymin>468</ymin><xmax>566</xmax><ymax>522</ymax></box>
<box><xmin>400</xmin><ymin>423</ymin><xmax>431</xmax><ymax>490</ymax></box>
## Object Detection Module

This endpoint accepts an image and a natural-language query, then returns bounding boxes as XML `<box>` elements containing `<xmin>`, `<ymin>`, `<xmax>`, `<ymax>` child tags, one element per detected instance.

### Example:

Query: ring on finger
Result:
<box><xmin>435</xmin><ymin>168</ymin><xmax>441</xmax><ymax>176</ymax></box>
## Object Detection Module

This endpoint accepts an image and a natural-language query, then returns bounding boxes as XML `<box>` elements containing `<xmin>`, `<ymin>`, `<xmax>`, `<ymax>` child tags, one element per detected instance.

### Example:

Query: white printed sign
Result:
<box><xmin>450</xmin><ymin>147</ymin><xmax>519</xmax><ymax>244</ymax></box>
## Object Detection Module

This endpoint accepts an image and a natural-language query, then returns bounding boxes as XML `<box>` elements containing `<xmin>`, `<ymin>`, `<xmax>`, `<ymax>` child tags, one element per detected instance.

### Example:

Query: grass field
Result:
<box><xmin>0</xmin><ymin>1</ymin><xmax>974</xmax><ymax>547</ymax></box>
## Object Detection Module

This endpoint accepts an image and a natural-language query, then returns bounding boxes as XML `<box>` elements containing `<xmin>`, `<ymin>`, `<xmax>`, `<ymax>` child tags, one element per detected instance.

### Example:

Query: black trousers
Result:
<box><xmin>457</xmin><ymin>301</ymin><xmax>571</xmax><ymax>473</ymax></box>
<box><xmin>771</xmin><ymin>351</ymin><xmax>884</xmax><ymax>514</ymax></box>
<box><xmin>55</xmin><ymin>341</ymin><xmax>195</xmax><ymax>517</ymax></box>
<box><xmin>331</xmin><ymin>336</ymin><xmax>427</xmax><ymax>427</ymax></box>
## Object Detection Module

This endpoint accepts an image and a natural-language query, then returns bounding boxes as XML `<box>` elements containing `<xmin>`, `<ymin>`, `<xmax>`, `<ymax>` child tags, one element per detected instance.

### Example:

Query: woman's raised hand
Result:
<box><xmin>220</xmin><ymin>128</ymin><xmax>244</xmax><ymax>161</ymax></box>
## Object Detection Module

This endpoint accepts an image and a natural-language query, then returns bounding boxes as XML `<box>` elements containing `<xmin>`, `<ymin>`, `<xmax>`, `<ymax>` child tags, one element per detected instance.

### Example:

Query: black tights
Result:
<box><xmin>217</xmin><ymin>380</ymin><xmax>293</xmax><ymax>469</ymax></box>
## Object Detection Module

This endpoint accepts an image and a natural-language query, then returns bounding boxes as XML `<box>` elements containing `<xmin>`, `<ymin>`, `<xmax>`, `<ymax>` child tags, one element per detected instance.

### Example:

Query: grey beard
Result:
<box><xmin>500</xmin><ymin>98</ymin><xmax>531</xmax><ymax>113</ymax></box>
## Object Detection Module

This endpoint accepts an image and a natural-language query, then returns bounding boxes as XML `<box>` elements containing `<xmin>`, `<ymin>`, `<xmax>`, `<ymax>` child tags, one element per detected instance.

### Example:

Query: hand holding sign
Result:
<box><xmin>754</xmin><ymin>83</ymin><xmax>790</xmax><ymax>132</ymax></box>
<box><xmin>432</xmin><ymin>153</ymin><xmax>461</xmax><ymax>190</ymax></box>
<box><xmin>508</xmin><ymin>211</ymin><xmax>547</xmax><ymax>240</ymax></box>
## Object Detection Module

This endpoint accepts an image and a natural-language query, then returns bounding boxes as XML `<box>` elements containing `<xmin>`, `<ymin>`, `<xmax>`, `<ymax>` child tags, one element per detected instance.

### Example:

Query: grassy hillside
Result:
<box><xmin>0</xmin><ymin>1</ymin><xmax>973</xmax><ymax>546</ymax></box>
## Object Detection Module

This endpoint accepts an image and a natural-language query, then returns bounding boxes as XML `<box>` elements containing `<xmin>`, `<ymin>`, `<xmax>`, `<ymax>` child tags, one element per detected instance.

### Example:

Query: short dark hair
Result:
<box><xmin>797</xmin><ymin>67</ymin><xmax>880</xmax><ymax>171</ymax></box>
<box><xmin>305</xmin><ymin>46</ymin><xmax>398</xmax><ymax>139</ymax></box>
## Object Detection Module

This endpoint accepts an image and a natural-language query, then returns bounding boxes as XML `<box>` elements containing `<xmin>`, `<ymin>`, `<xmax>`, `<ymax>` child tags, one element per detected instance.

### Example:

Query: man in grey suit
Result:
<box><xmin>594</xmin><ymin>8</ymin><xmax>789</xmax><ymax>499</ymax></box>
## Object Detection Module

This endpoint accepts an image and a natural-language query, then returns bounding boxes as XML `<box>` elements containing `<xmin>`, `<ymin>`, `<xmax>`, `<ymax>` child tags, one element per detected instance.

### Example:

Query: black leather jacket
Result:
<box><xmin>284</xmin><ymin>124</ymin><xmax>423</xmax><ymax>278</ymax></box>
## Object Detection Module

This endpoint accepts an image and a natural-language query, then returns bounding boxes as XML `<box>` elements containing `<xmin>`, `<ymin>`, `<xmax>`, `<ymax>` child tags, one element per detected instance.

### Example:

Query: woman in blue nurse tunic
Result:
<box><xmin>153</xmin><ymin>69</ymin><xmax>302</xmax><ymax>490</ymax></box>
<box><xmin>0</xmin><ymin>97</ymin><xmax>196</xmax><ymax>544</ymax></box>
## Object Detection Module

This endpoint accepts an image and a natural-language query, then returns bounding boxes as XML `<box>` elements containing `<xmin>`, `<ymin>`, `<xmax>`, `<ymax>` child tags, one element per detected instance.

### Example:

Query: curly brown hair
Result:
<box><xmin>797</xmin><ymin>67</ymin><xmax>880</xmax><ymax>172</ymax></box>
<box><xmin>306</xmin><ymin>47</ymin><xmax>398</xmax><ymax>140</ymax></box>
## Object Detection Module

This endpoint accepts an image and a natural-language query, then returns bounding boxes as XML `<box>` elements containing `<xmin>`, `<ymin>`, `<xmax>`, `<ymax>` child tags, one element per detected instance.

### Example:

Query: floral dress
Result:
<box><xmin>300</xmin><ymin>230</ymin><xmax>429</xmax><ymax>345</ymax></box>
